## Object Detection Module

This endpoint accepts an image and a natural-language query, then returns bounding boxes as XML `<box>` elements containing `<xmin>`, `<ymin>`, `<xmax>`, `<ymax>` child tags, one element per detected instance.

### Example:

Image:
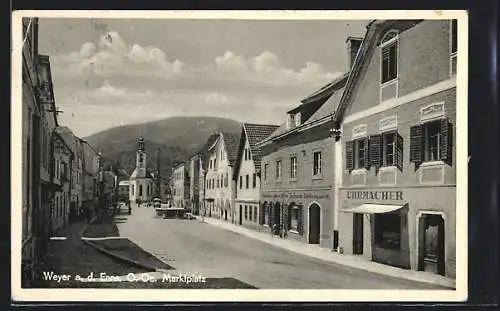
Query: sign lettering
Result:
<box><xmin>346</xmin><ymin>190</ymin><xmax>403</xmax><ymax>201</ymax></box>
<box><xmin>261</xmin><ymin>192</ymin><xmax>329</xmax><ymax>200</ymax></box>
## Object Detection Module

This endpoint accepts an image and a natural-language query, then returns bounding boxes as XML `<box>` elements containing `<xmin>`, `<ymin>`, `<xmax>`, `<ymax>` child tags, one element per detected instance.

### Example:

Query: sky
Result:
<box><xmin>37</xmin><ymin>17</ymin><xmax>369</xmax><ymax>137</ymax></box>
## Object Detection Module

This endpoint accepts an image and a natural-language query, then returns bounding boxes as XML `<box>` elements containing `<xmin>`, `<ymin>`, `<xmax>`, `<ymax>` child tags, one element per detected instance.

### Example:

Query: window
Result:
<box><xmin>290</xmin><ymin>207</ymin><xmax>299</xmax><ymax>231</ymax></box>
<box><xmin>381</xmin><ymin>32</ymin><xmax>398</xmax><ymax>83</ymax></box>
<box><xmin>264</xmin><ymin>203</ymin><xmax>269</xmax><ymax>225</ymax></box>
<box><xmin>245</xmin><ymin>174</ymin><xmax>249</xmax><ymax>188</ymax></box>
<box><xmin>313</xmin><ymin>151</ymin><xmax>322</xmax><ymax>176</ymax></box>
<box><xmin>264</xmin><ymin>164</ymin><xmax>269</xmax><ymax>181</ymax></box>
<box><xmin>252</xmin><ymin>173</ymin><xmax>256</xmax><ymax>188</ymax></box>
<box><xmin>249</xmin><ymin>205</ymin><xmax>253</xmax><ymax>221</ymax></box>
<box><xmin>139</xmin><ymin>185</ymin><xmax>143</xmax><ymax>196</ymax></box>
<box><xmin>244</xmin><ymin>149</ymin><xmax>247</xmax><ymax>161</ymax></box>
<box><xmin>244</xmin><ymin>205</ymin><xmax>248</xmax><ymax>220</ymax></box>
<box><xmin>374</xmin><ymin>213</ymin><xmax>401</xmax><ymax>249</ymax></box>
<box><xmin>354</xmin><ymin>139</ymin><xmax>367</xmax><ymax>169</ymax></box>
<box><xmin>369</xmin><ymin>132</ymin><xmax>404</xmax><ymax>172</ymax></box>
<box><xmin>425</xmin><ymin>120</ymin><xmax>442</xmax><ymax>162</ymax></box>
<box><xmin>410</xmin><ymin>118</ymin><xmax>453</xmax><ymax>166</ymax></box>
<box><xmin>451</xmin><ymin>19</ymin><xmax>457</xmax><ymax>54</ymax></box>
<box><xmin>253</xmin><ymin>206</ymin><xmax>257</xmax><ymax>222</ymax></box>
<box><xmin>239</xmin><ymin>176</ymin><xmax>243</xmax><ymax>189</ymax></box>
<box><xmin>290</xmin><ymin>156</ymin><xmax>297</xmax><ymax>179</ymax></box>
<box><xmin>275</xmin><ymin>160</ymin><xmax>282</xmax><ymax>180</ymax></box>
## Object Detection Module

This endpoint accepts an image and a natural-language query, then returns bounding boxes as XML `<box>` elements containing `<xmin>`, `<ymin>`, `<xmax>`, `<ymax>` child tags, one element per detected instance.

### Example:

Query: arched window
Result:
<box><xmin>139</xmin><ymin>184</ymin><xmax>143</xmax><ymax>196</ymax></box>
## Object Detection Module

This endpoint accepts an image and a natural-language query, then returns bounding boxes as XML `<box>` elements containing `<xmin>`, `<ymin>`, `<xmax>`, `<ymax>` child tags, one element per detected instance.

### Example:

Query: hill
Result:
<box><xmin>84</xmin><ymin>116</ymin><xmax>242</xmax><ymax>178</ymax></box>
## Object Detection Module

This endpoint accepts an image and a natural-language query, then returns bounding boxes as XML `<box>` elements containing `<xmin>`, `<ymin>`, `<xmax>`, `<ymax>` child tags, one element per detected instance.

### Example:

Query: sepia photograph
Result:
<box><xmin>11</xmin><ymin>10</ymin><xmax>468</xmax><ymax>302</ymax></box>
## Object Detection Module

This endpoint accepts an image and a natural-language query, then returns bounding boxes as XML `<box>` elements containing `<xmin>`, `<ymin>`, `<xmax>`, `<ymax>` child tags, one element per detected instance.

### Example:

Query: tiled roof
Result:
<box><xmin>200</xmin><ymin>134</ymin><xmax>220</xmax><ymax>170</ymax></box>
<box><xmin>303</xmin><ymin>78</ymin><xmax>348</xmax><ymax>124</ymax></box>
<box><xmin>243</xmin><ymin>123</ymin><xmax>280</xmax><ymax>173</ymax></box>
<box><xmin>258</xmin><ymin>74</ymin><xmax>348</xmax><ymax>145</ymax></box>
<box><xmin>222</xmin><ymin>132</ymin><xmax>241</xmax><ymax>167</ymax></box>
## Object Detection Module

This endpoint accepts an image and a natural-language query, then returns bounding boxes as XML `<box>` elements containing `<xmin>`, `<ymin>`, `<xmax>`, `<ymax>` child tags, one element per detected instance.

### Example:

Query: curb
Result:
<box><xmin>78</xmin><ymin>216</ymin><xmax>170</xmax><ymax>274</ymax></box>
<box><xmin>81</xmin><ymin>239</ymin><xmax>158</xmax><ymax>273</ymax></box>
<box><xmin>201</xmin><ymin>218</ymin><xmax>456</xmax><ymax>289</ymax></box>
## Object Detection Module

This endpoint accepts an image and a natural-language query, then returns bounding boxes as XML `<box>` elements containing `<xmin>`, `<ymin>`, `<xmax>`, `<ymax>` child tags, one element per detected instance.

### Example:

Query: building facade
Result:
<box><xmin>189</xmin><ymin>154</ymin><xmax>201</xmax><ymax>215</ymax></box>
<box><xmin>172</xmin><ymin>162</ymin><xmax>190</xmax><ymax>209</ymax></box>
<box><xmin>204</xmin><ymin>131</ymin><xmax>241</xmax><ymax>222</ymax></box>
<box><xmin>257</xmin><ymin>74</ymin><xmax>349</xmax><ymax>249</ymax></box>
<box><xmin>129</xmin><ymin>137</ymin><xmax>154</xmax><ymax>203</ymax></box>
<box><xmin>55</xmin><ymin>127</ymin><xmax>83</xmax><ymax>222</ymax></box>
<box><xmin>117</xmin><ymin>180</ymin><xmax>130</xmax><ymax>202</ymax></box>
<box><xmin>233</xmin><ymin>123</ymin><xmax>279</xmax><ymax>229</ymax></box>
<box><xmin>80</xmin><ymin>139</ymin><xmax>99</xmax><ymax>219</ymax></box>
<box><xmin>197</xmin><ymin>134</ymin><xmax>220</xmax><ymax>217</ymax></box>
<box><xmin>21</xmin><ymin>18</ymin><xmax>62</xmax><ymax>282</ymax></box>
<box><xmin>51</xmin><ymin>132</ymin><xmax>73</xmax><ymax>233</ymax></box>
<box><xmin>334</xmin><ymin>20</ymin><xmax>457</xmax><ymax>278</ymax></box>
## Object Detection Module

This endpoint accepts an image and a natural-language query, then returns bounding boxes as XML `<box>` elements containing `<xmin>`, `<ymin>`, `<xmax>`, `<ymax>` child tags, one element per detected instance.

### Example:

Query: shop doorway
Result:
<box><xmin>273</xmin><ymin>203</ymin><xmax>281</xmax><ymax>226</ymax></box>
<box><xmin>353</xmin><ymin>213</ymin><xmax>364</xmax><ymax>255</ymax></box>
<box><xmin>419</xmin><ymin>213</ymin><xmax>445</xmax><ymax>276</ymax></box>
<box><xmin>239</xmin><ymin>205</ymin><xmax>243</xmax><ymax>225</ymax></box>
<box><xmin>308</xmin><ymin>203</ymin><xmax>321</xmax><ymax>244</ymax></box>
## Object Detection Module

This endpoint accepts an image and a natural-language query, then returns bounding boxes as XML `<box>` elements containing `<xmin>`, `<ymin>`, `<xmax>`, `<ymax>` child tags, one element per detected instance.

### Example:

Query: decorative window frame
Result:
<box><xmin>379</xmin><ymin>30</ymin><xmax>400</xmax><ymax>103</ymax></box>
<box><xmin>352</xmin><ymin>124</ymin><xmax>368</xmax><ymax>140</ymax></box>
<box><xmin>379</xmin><ymin>115</ymin><xmax>398</xmax><ymax>133</ymax></box>
<box><xmin>312</xmin><ymin>148</ymin><xmax>324</xmax><ymax>180</ymax></box>
<box><xmin>420</xmin><ymin>101</ymin><xmax>446</xmax><ymax>123</ymax></box>
<box><xmin>275</xmin><ymin>158</ymin><xmax>283</xmax><ymax>183</ymax></box>
<box><xmin>289</xmin><ymin>154</ymin><xmax>298</xmax><ymax>182</ymax></box>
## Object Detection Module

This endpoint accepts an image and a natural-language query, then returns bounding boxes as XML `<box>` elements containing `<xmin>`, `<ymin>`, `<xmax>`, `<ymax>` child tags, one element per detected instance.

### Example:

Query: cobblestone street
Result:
<box><xmin>116</xmin><ymin>205</ymin><xmax>449</xmax><ymax>289</ymax></box>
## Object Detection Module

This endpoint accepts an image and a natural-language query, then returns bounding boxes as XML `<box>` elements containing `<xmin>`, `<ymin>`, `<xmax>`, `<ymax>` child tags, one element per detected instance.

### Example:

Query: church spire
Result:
<box><xmin>138</xmin><ymin>136</ymin><xmax>145</xmax><ymax>151</ymax></box>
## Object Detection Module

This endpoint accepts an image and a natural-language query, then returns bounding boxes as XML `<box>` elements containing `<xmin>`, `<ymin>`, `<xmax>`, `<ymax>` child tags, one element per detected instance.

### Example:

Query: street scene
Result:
<box><xmin>17</xmin><ymin>13</ymin><xmax>462</xmax><ymax>294</ymax></box>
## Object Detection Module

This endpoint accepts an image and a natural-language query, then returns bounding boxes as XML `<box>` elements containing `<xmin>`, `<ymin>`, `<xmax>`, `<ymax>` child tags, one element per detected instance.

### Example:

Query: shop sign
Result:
<box><xmin>345</xmin><ymin>190</ymin><xmax>403</xmax><ymax>201</ymax></box>
<box><xmin>261</xmin><ymin>192</ymin><xmax>330</xmax><ymax>200</ymax></box>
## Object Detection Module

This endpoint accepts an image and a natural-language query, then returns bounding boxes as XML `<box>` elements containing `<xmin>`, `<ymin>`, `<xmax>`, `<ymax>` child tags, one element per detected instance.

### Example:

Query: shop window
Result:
<box><xmin>264</xmin><ymin>203</ymin><xmax>270</xmax><ymax>225</ymax></box>
<box><xmin>410</xmin><ymin>118</ymin><xmax>453</xmax><ymax>167</ymax></box>
<box><xmin>275</xmin><ymin>160</ymin><xmax>282</xmax><ymax>181</ymax></box>
<box><xmin>244</xmin><ymin>205</ymin><xmax>248</xmax><ymax>220</ymax></box>
<box><xmin>249</xmin><ymin>206</ymin><xmax>253</xmax><ymax>221</ymax></box>
<box><xmin>254</xmin><ymin>206</ymin><xmax>258</xmax><ymax>222</ymax></box>
<box><xmin>381</xmin><ymin>31</ymin><xmax>398</xmax><ymax>84</ymax></box>
<box><xmin>252</xmin><ymin>173</ymin><xmax>256</xmax><ymax>188</ymax></box>
<box><xmin>290</xmin><ymin>156</ymin><xmax>297</xmax><ymax>179</ymax></box>
<box><xmin>374</xmin><ymin>213</ymin><xmax>401</xmax><ymax>250</ymax></box>
<box><xmin>313</xmin><ymin>151</ymin><xmax>322</xmax><ymax>176</ymax></box>
<box><xmin>290</xmin><ymin>207</ymin><xmax>299</xmax><ymax>231</ymax></box>
<box><xmin>369</xmin><ymin>131</ymin><xmax>404</xmax><ymax>172</ymax></box>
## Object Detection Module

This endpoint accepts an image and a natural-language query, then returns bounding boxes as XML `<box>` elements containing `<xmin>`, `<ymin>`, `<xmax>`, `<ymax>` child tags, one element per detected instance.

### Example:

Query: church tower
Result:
<box><xmin>129</xmin><ymin>136</ymin><xmax>154</xmax><ymax>203</ymax></box>
<box><xmin>136</xmin><ymin>136</ymin><xmax>147</xmax><ymax>177</ymax></box>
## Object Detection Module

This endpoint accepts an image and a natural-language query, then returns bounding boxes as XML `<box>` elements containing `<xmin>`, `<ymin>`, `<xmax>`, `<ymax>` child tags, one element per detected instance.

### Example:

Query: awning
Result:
<box><xmin>342</xmin><ymin>204</ymin><xmax>403</xmax><ymax>214</ymax></box>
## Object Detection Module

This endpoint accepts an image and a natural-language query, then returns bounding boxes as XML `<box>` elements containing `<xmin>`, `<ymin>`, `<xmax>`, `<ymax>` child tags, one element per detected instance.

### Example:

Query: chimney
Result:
<box><xmin>346</xmin><ymin>36</ymin><xmax>363</xmax><ymax>71</ymax></box>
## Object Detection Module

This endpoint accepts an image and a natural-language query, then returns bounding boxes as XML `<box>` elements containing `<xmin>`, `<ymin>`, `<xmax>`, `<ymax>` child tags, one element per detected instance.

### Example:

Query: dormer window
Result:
<box><xmin>294</xmin><ymin>113</ymin><xmax>301</xmax><ymax>127</ymax></box>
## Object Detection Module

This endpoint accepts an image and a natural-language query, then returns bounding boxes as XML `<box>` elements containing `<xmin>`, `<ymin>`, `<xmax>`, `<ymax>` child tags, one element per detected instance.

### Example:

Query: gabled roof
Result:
<box><xmin>334</xmin><ymin>19</ymin><xmax>422</xmax><ymax>124</ymax></box>
<box><xmin>257</xmin><ymin>73</ymin><xmax>349</xmax><ymax>146</ymax></box>
<box><xmin>233</xmin><ymin>123</ymin><xmax>279</xmax><ymax>179</ymax></box>
<box><xmin>221</xmin><ymin>132</ymin><xmax>241</xmax><ymax>167</ymax></box>
<box><xmin>199</xmin><ymin>133</ymin><xmax>220</xmax><ymax>171</ymax></box>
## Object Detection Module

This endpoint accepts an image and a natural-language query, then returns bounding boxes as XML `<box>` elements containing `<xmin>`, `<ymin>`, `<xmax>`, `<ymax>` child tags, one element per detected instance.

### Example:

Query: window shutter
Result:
<box><xmin>345</xmin><ymin>140</ymin><xmax>354</xmax><ymax>171</ymax></box>
<box><xmin>440</xmin><ymin>118</ymin><xmax>453</xmax><ymax>165</ymax></box>
<box><xmin>409</xmin><ymin>124</ymin><xmax>423</xmax><ymax>164</ymax></box>
<box><xmin>297</xmin><ymin>206</ymin><xmax>304</xmax><ymax>235</ymax></box>
<box><xmin>363</xmin><ymin>137</ymin><xmax>370</xmax><ymax>169</ymax></box>
<box><xmin>369</xmin><ymin>135</ymin><xmax>382</xmax><ymax>170</ymax></box>
<box><xmin>396</xmin><ymin>133</ymin><xmax>404</xmax><ymax>172</ymax></box>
